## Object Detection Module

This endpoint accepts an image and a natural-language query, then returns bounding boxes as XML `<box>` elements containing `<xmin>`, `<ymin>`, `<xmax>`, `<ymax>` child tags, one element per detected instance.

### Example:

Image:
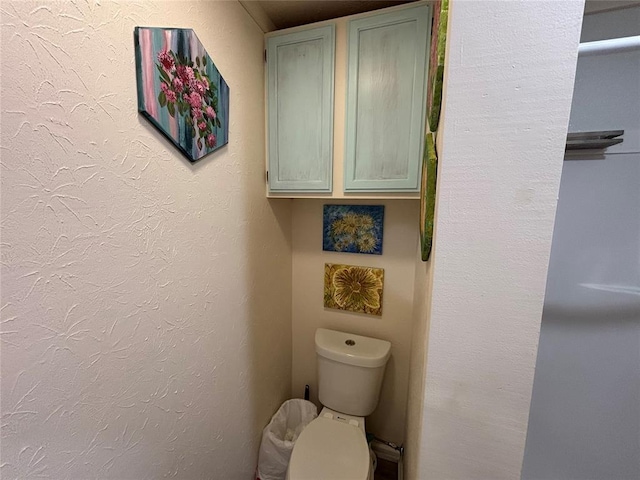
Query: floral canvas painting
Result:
<box><xmin>134</xmin><ymin>27</ymin><xmax>229</xmax><ymax>162</ymax></box>
<box><xmin>324</xmin><ymin>264</ymin><xmax>384</xmax><ymax>316</ymax></box>
<box><xmin>323</xmin><ymin>205</ymin><xmax>384</xmax><ymax>255</ymax></box>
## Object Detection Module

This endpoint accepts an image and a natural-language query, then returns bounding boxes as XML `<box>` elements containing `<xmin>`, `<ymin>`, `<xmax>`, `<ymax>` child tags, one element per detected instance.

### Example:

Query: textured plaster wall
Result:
<box><xmin>0</xmin><ymin>1</ymin><xmax>292</xmax><ymax>478</ymax></box>
<box><xmin>291</xmin><ymin>199</ymin><xmax>418</xmax><ymax>445</ymax></box>
<box><xmin>408</xmin><ymin>0</ymin><xmax>585</xmax><ymax>478</ymax></box>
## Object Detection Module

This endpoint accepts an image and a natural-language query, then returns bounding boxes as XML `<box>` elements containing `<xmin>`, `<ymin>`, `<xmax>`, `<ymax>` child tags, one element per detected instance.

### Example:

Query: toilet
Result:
<box><xmin>287</xmin><ymin>328</ymin><xmax>391</xmax><ymax>480</ymax></box>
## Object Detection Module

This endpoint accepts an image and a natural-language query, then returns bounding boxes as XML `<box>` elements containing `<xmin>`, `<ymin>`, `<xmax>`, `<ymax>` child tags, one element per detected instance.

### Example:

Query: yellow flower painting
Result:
<box><xmin>324</xmin><ymin>263</ymin><xmax>384</xmax><ymax>316</ymax></box>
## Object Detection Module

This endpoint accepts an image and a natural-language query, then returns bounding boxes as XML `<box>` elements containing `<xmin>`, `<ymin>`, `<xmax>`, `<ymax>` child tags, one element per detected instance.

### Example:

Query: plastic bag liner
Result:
<box><xmin>256</xmin><ymin>399</ymin><xmax>318</xmax><ymax>480</ymax></box>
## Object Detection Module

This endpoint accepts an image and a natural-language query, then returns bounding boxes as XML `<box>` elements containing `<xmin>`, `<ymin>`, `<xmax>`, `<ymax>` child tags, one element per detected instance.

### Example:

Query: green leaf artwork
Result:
<box><xmin>420</xmin><ymin>133</ymin><xmax>438</xmax><ymax>261</ymax></box>
<box><xmin>427</xmin><ymin>0</ymin><xmax>449</xmax><ymax>132</ymax></box>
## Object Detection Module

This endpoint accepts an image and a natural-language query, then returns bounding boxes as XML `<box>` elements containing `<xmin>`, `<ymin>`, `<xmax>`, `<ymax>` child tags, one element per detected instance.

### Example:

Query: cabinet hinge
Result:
<box><xmin>266</xmin><ymin>171</ymin><xmax>269</xmax><ymax>183</ymax></box>
<box><xmin>264</xmin><ymin>49</ymin><xmax>267</xmax><ymax>63</ymax></box>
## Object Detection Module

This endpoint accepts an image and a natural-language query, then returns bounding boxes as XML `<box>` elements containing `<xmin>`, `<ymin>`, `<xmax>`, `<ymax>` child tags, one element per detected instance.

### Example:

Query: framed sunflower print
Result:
<box><xmin>323</xmin><ymin>205</ymin><xmax>384</xmax><ymax>255</ymax></box>
<box><xmin>324</xmin><ymin>263</ymin><xmax>384</xmax><ymax>316</ymax></box>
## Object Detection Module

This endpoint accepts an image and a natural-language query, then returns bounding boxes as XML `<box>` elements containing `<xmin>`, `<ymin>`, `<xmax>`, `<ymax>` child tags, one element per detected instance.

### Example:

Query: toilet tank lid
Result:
<box><xmin>315</xmin><ymin>328</ymin><xmax>391</xmax><ymax>368</ymax></box>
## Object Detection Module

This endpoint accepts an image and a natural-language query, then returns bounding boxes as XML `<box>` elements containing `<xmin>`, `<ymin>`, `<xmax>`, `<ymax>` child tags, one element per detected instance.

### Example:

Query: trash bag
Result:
<box><xmin>256</xmin><ymin>399</ymin><xmax>318</xmax><ymax>480</ymax></box>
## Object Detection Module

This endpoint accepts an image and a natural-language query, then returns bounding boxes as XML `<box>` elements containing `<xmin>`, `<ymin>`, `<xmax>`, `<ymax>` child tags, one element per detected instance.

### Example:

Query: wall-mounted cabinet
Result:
<box><xmin>266</xmin><ymin>26</ymin><xmax>335</xmax><ymax>192</ymax></box>
<box><xmin>344</xmin><ymin>8</ymin><xmax>430</xmax><ymax>192</ymax></box>
<box><xmin>266</xmin><ymin>3</ymin><xmax>431</xmax><ymax>199</ymax></box>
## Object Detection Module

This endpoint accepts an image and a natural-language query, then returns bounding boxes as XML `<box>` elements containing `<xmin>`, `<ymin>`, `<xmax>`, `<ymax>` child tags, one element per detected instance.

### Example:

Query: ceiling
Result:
<box><xmin>243</xmin><ymin>0</ymin><xmax>640</xmax><ymax>32</ymax></box>
<box><xmin>245</xmin><ymin>0</ymin><xmax>416</xmax><ymax>30</ymax></box>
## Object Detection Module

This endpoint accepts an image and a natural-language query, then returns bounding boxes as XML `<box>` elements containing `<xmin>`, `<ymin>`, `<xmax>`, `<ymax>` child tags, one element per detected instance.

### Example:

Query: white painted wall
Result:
<box><xmin>522</xmin><ymin>6</ymin><xmax>640</xmax><ymax>479</ymax></box>
<box><xmin>404</xmin><ymin>251</ymin><xmax>432</xmax><ymax>480</ymax></box>
<box><xmin>0</xmin><ymin>1</ymin><xmax>292</xmax><ymax>478</ymax></box>
<box><xmin>406</xmin><ymin>0</ymin><xmax>585</xmax><ymax>478</ymax></box>
<box><xmin>291</xmin><ymin>199</ymin><xmax>418</xmax><ymax>444</ymax></box>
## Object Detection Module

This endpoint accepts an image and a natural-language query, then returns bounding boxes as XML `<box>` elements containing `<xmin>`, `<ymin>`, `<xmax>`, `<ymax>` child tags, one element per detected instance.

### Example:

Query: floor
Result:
<box><xmin>374</xmin><ymin>458</ymin><xmax>398</xmax><ymax>480</ymax></box>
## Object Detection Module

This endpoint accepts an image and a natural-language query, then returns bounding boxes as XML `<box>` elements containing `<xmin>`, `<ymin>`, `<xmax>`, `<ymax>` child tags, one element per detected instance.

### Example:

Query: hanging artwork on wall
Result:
<box><xmin>427</xmin><ymin>0</ymin><xmax>449</xmax><ymax>132</ymax></box>
<box><xmin>420</xmin><ymin>133</ymin><xmax>438</xmax><ymax>261</ymax></box>
<box><xmin>324</xmin><ymin>263</ymin><xmax>384</xmax><ymax>316</ymax></box>
<box><xmin>134</xmin><ymin>27</ymin><xmax>229</xmax><ymax>162</ymax></box>
<box><xmin>322</xmin><ymin>205</ymin><xmax>384</xmax><ymax>255</ymax></box>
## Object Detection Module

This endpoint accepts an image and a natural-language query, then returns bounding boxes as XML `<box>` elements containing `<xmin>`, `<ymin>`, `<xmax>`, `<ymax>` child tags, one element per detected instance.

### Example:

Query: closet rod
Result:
<box><xmin>579</xmin><ymin>35</ymin><xmax>640</xmax><ymax>56</ymax></box>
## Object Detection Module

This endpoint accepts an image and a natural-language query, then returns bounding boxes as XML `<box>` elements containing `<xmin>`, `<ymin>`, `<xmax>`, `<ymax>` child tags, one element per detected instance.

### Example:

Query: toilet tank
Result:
<box><xmin>315</xmin><ymin>328</ymin><xmax>391</xmax><ymax>417</ymax></box>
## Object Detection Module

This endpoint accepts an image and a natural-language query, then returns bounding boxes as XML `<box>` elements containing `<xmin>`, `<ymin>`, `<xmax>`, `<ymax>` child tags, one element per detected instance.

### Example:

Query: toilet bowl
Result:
<box><xmin>286</xmin><ymin>329</ymin><xmax>391</xmax><ymax>480</ymax></box>
<box><xmin>287</xmin><ymin>408</ymin><xmax>371</xmax><ymax>480</ymax></box>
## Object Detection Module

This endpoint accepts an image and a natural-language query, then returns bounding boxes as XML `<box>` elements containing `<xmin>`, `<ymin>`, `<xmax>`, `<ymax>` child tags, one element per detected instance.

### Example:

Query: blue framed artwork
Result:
<box><xmin>134</xmin><ymin>27</ymin><xmax>229</xmax><ymax>162</ymax></box>
<box><xmin>323</xmin><ymin>205</ymin><xmax>384</xmax><ymax>255</ymax></box>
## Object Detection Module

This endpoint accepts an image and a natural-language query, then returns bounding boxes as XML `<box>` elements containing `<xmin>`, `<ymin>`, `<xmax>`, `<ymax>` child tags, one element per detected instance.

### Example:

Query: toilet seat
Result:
<box><xmin>287</xmin><ymin>415</ymin><xmax>370</xmax><ymax>480</ymax></box>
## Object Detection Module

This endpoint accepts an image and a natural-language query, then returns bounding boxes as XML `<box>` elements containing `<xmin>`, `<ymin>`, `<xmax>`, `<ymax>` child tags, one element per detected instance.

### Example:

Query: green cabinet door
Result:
<box><xmin>344</xmin><ymin>5</ymin><xmax>431</xmax><ymax>192</ymax></box>
<box><xmin>267</xmin><ymin>26</ymin><xmax>335</xmax><ymax>192</ymax></box>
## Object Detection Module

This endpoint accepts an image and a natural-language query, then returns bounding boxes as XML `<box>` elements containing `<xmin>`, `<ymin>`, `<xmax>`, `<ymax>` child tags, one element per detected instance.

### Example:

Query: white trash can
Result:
<box><xmin>256</xmin><ymin>399</ymin><xmax>318</xmax><ymax>480</ymax></box>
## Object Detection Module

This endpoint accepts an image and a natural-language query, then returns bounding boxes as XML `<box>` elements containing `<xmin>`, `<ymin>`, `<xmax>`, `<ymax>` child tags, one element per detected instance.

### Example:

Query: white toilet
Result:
<box><xmin>287</xmin><ymin>328</ymin><xmax>391</xmax><ymax>480</ymax></box>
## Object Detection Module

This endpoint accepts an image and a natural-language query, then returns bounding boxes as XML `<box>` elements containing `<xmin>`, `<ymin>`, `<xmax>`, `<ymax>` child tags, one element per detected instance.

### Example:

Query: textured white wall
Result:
<box><xmin>522</xmin><ymin>6</ymin><xmax>640</xmax><ymax>479</ymax></box>
<box><xmin>409</xmin><ymin>0</ymin><xmax>585</xmax><ymax>478</ymax></box>
<box><xmin>0</xmin><ymin>1</ymin><xmax>292</xmax><ymax>478</ymax></box>
<box><xmin>291</xmin><ymin>199</ymin><xmax>418</xmax><ymax>444</ymax></box>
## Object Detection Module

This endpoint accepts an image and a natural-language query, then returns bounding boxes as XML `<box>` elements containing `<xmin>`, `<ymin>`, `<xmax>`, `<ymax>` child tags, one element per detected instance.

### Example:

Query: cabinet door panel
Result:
<box><xmin>345</xmin><ymin>6</ymin><xmax>430</xmax><ymax>192</ymax></box>
<box><xmin>267</xmin><ymin>26</ymin><xmax>335</xmax><ymax>192</ymax></box>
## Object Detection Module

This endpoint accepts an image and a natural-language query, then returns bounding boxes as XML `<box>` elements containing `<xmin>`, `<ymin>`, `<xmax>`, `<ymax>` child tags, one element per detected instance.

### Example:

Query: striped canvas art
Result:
<box><xmin>134</xmin><ymin>27</ymin><xmax>229</xmax><ymax>162</ymax></box>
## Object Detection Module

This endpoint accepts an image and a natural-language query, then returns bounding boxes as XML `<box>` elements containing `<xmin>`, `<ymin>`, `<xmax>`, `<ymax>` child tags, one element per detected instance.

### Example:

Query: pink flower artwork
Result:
<box><xmin>165</xmin><ymin>90</ymin><xmax>177</xmax><ymax>103</ymax></box>
<box><xmin>135</xmin><ymin>27</ymin><xmax>229</xmax><ymax>162</ymax></box>
<box><xmin>172</xmin><ymin>77</ymin><xmax>184</xmax><ymax>92</ymax></box>
<box><xmin>187</xmin><ymin>91</ymin><xmax>202</xmax><ymax>109</ymax></box>
<box><xmin>157</xmin><ymin>50</ymin><xmax>174</xmax><ymax>71</ymax></box>
<box><xmin>193</xmin><ymin>80</ymin><xmax>206</xmax><ymax>96</ymax></box>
